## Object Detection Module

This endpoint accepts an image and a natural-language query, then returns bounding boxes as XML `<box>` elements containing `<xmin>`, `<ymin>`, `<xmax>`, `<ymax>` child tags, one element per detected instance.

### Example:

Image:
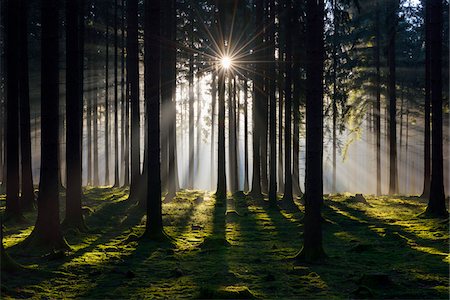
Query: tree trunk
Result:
<box><xmin>25</xmin><ymin>0</ymin><xmax>68</xmax><ymax>250</ymax></box>
<box><xmin>297</xmin><ymin>0</ymin><xmax>326</xmax><ymax>262</ymax></box>
<box><xmin>104</xmin><ymin>4</ymin><xmax>110</xmax><ymax>186</ymax></box>
<box><xmin>5</xmin><ymin>0</ymin><xmax>22</xmax><ymax>220</ymax></box>
<box><xmin>144</xmin><ymin>0</ymin><xmax>164</xmax><ymax>238</ymax></box>
<box><xmin>250</xmin><ymin>0</ymin><xmax>263</xmax><ymax>198</ymax></box>
<box><xmin>113</xmin><ymin>0</ymin><xmax>120</xmax><ymax>187</ymax></box>
<box><xmin>215</xmin><ymin>0</ymin><xmax>228</xmax><ymax>199</ymax></box>
<box><xmin>268</xmin><ymin>0</ymin><xmax>277</xmax><ymax>204</ymax></box>
<box><xmin>63</xmin><ymin>0</ymin><xmax>85</xmax><ymax>230</ymax></box>
<box><xmin>167</xmin><ymin>0</ymin><xmax>178</xmax><ymax>197</ymax></box>
<box><xmin>282</xmin><ymin>0</ymin><xmax>293</xmax><ymax>203</ymax></box>
<box><xmin>211</xmin><ymin>72</ymin><xmax>217</xmax><ymax>190</ymax></box>
<box><xmin>374</xmin><ymin>1</ymin><xmax>381</xmax><ymax>196</ymax></box>
<box><xmin>127</xmin><ymin>0</ymin><xmax>140</xmax><ymax>198</ymax></box>
<box><xmin>387</xmin><ymin>0</ymin><xmax>399</xmax><ymax>195</ymax></box>
<box><xmin>243</xmin><ymin>79</ymin><xmax>249</xmax><ymax>193</ymax></box>
<box><xmin>188</xmin><ymin>25</ymin><xmax>194</xmax><ymax>189</ymax></box>
<box><xmin>18</xmin><ymin>0</ymin><xmax>35</xmax><ymax>211</ymax></box>
<box><xmin>426</xmin><ymin>0</ymin><xmax>447</xmax><ymax>217</ymax></box>
<box><xmin>421</xmin><ymin>0</ymin><xmax>431</xmax><ymax>199</ymax></box>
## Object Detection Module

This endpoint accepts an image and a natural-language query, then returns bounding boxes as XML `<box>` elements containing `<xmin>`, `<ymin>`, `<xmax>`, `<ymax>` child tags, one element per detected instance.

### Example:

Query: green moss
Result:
<box><xmin>1</xmin><ymin>190</ymin><xmax>448</xmax><ymax>299</ymax></box>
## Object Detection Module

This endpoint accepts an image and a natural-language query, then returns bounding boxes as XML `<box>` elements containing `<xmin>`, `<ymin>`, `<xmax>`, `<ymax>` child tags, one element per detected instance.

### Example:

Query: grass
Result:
<box><xmin>1</xmin><ymin>189</ymin><xmax>449</xmax><ymax>299</ymax></box>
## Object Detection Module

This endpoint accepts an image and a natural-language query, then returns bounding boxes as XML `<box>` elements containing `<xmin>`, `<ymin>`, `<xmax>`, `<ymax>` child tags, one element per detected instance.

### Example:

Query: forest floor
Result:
<box><xmin>0</xmin><ymin>188</ymin><xmax>449</xmax><ymax>299</ymax></box>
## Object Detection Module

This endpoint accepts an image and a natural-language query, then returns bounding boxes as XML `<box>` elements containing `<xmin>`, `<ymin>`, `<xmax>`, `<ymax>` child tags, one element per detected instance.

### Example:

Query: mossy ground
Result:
<box><xmin>1</xmin><ymin>189</ymin><xmax>448</xmax><ymax>299</ymax></box>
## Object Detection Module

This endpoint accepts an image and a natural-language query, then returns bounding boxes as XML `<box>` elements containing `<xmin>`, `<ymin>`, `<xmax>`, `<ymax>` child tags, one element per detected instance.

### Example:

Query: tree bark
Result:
<box><xmin>144</xmin><ymin>0</ymin><xmax>164</xmax><ymax>238</ymax></box>
<box><xmin>296</xmin><ymin>0</ymin><xmax>326</xmax><ymax>262</ymax></box>
<box><xmin>63</xmin><ymin>0</ymin><xmax>86</xmax><ymax>230</ymax></box>
<box><xmin>5</xmin><ymin>0</ymin><xmax>22</xmax><ymax>219</ymax></box>
<box><xmin>18</xmin><ymin>0</ymin><xmax>35</xmax><ymax>211</ymax></box>
<box><xmin>25</xmin><ymin>0</ymin><xmax>68</xmax><ymax>250</ymax></box>
<box><xmin>426</xmin><ymin>0</ymin><xmax>447</xmax><ymax>217</ymax></box>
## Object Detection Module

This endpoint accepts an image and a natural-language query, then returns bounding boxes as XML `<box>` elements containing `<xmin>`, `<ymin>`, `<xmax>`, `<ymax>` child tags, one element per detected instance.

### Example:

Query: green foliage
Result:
<box><xmin>0</xmin><ymin>189</ymin><xmax>448</xmax><ymax>299</ymax></box>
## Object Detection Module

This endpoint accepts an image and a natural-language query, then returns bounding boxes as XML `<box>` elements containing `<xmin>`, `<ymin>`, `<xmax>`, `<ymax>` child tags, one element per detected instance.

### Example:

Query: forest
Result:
<box><xmin>0</xmin><ymin>0</ymin><xmax>449</xmax><ymax>298</ymax></box>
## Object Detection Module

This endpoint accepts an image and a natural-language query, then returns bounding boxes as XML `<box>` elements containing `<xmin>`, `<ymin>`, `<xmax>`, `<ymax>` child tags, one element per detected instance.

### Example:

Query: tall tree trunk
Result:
<box><xmin>268</xmin><ymin>0</ymin><xmax>277</xmax><ymax>205</ymax></box>
<box><xmin>188</xmin><ymin>25</ymin><xmax>194</xmax><ymax>189</ymax></box>
<box><xmin>374</xmin><ymin>1</ymin><xmax>381</xmax><ymax>196</ymax></box>
<box><xmin>167</xmin><ymin>0</ymin><xmax>178</xmax><ymax>197</ymax></box>
<box><xmin>421</xmin><ymin>0</ymin><xmax>431</xmax><ymax>198</ymax></box>
<box><xmin>331</xmin><ymin>0</ymin><xmax>338</xmax><ymax>194</ymax></box>
<box><xmin>211</xmin><ymin>72</ymin><xmax>217</xmax><ymax>190</ymax></box>
<box><xmin>25</xmin><ymin>0</ymin><xmax>68</xmax><ymax>250</ymax></box>
<box><xmin>426</xmin><ymin>0</ymin><xmax>447</xmax><ymax>217</ymax></box>
<box><xmin>228</xmin><ymin>76</ymin><xmax>238</xmax><ymax>193</ymax></box>
<box><xmin>127</xmin><ymin>0</ymin><xmax>140</xmax><ymax>198</ymax></box>
<box><xmin>121</xmin><ymin>0</ymin><xmax>128</xmax><ymax>187</ymax></box>
<box><xmin>18</xmin><ymin>0</ymin><xmax>35</xmax><ymax>211</ymax></box>
<box><xmin>93</xmin><ymin>48</ymin><xmax>100</xmax><ymax>186</ymax></box>
<box><xmin>144</xmin><ymin>0</ymin><xmax>165</xmax><ymax>238</ymax></box>
<box><xmin>5</xmin><ymin>0</ymin><xmax>22</xmax><ymax>220</ymax></box>
<box><xmin>215</xmin><ymin>0</ymin><xmax>228</xmax><ymax>199</ymax></box>
<box><xmin>243</xmin><ymin>79</ymin><xmax>249</xmax><ymax>192</ymax></box>
<box><xmin>282</xmin><ymin>0</ymin><xmax>293</xmax><ymax>203</ymax></box>
<box><xmin>296</xmin><ymin>0</ymin><xmax>326</xmax><ymax>262</ymax></box>
<box><xmin>104</xmin><ymin>5</ymin><xmax>110</xmax><ymax>186</ymax></box>
<box><xmin>387</xmin><ymin>0</ymin><xmax>399</xmax><ymax>195</ymax></box>
<box><xmin>113</xmin><ymin>0</ymin><xmax>120</xmax><ymax>187</ymax></box>
<box><xmin>63</xmin><ymin>0</ymin><xmax>86</xmax><ymax>230</ymax></box>
<box><xmin>250</xmin><ymin>0</ymin><xmax>263</xmax><ymax>198</ymax></box>
<box><xmin>277</xmin><ymin>0</ymin><xmax>284</xmax><ymax>193</ymax></box>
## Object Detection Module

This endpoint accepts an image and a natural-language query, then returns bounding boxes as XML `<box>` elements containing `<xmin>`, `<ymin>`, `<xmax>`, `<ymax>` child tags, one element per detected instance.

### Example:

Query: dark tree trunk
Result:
<box><xmin>168</xmin><ymin>0</ymin><xmax>179</xmax><ymax>196</ymax></box>
<box><xmin>188</xmin><ymin>25</ymin><xmax>194</xmax><ymax>190</ymax></box>
<box><xmin>127</xmin><ymin>0</ymin><xmax>140</xmax><ymax>198</ymax></box>
<box><xmin>63</xmin><ymin>0</ymin><xmax>85</xmax><ymax>230</ymax></box>
<box><xmin>104</xmin><ymin>6</ymin><xmax>110</xmax><ymax>186</ymax></box>
<box><xmin>18</xmin><ymin>0</ymin><xmax>35</xmax><ymax>211</ymax></box>
<box><xmin>277</xmin><ymin>0</ymin><xmax>284</xmax><ymax>193</ymax></box>
<box><xmin>387</xmin><ymin>0</ymin><xmax>399</xmax><ymax>195</ymax></box>
<box><xmin>121</xmin><ymin>0</ymin><xmax>129</xmax><ymax>187</ymax></box>
<box><xmin>331</xmin><ymin>0</ymin><xmax>338</xmax><ymax>194</ymax></box>
<box><xmin>215</xmin><ymin>0</ymin><xmax>228</xmax><ymax>199</ymax></box>
<box><xmin>5</xmin><ymin>0</ymin><xmax>22</xmax><ymax>219</ymax></box>
<box><xmin>268</xmin><ymin>0</ymin><xmax>277</xmax><ymax>205</ymax></box>
<box><xmin>296</xmin><ymin>0</ymin><xmax>326</xmax><ymax>262</ymax></box>
<box><xmin>144</xmin><ymin>0</ymin><xmax>164</xmax><ymax>238</ymax></box>
<box><xmin>250</xmin><ymin>0</ymin><xmax>263</xmax><ymax>198</ymax></box>
<box><xmin>292</xmin><ymin>0</ymin><xmax>303</xmax><ymax>197</ymax></box>
<box><xmin>113</xmin><ymin>0</ymin><xmax>120</xmax><ymax>187</ymax></box>
<box><xmin>211</xmin><ymin>72</ymin><xmax>217</xmax><ymax>190</ymax></box>
<box><xmin>374</xmin><ymin>1</ymin><xmax>381</xmax><ymax>196</ymax></box>
<box><xmin>243</xmin><ymin>79</ymin><xmax>249</xmax><ymax>193</ymax></box>
<box><xmin>228</xmin><ymin>76</ymin><xmax>238</xmax><ymax>193</ymax></box>
<box><xmin>282</xmin><ymin>0</ymin><xmax>293</xmax><ymax>203</ymax></box>
<box><xmin>421</xmin><ymin>0</ymin><xmax>431</xmax><ymax>199</ymax></box>
<box><xmin>25</xmin><ymin>0</ymin><xmax>68</xmax><ymax>250</ymax></box>
<box><xmin>426</xmin><ymin>0</ymin><xmax>447</xmax><ymax>217</ymax></box>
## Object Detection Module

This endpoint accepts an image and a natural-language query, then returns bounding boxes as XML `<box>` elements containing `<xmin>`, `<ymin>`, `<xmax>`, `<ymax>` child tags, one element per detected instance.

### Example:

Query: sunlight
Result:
<box><xmin>220</xmin><ymin>56</ymin><xmax>232</xmax><ymax>69</ymax></box>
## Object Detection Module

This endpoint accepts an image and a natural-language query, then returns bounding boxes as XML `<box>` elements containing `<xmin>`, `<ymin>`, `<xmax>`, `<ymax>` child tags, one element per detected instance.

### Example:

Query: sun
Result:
<box><xmin>220</xmin><ymin>56</ymin><xmax>232</xmax><ymax>69</ymax></box>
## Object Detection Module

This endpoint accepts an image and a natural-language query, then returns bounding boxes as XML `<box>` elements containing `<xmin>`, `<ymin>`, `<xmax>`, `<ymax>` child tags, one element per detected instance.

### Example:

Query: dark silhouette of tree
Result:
<box><xmin>24</xmin><ymin>0</ymin><xmax>68</xmax><ymax>251</ymax></box>
<box><xmin>296</xmin><ymin>0</ymin><xmax>326</xmax><ymax>262</ymax></box>
<box><xmin>250</xmin><ymin>0</ymin><xmax>263</xmax><ymax>199</ymax></box>
<box><xmin>143</xmin><ymin>0</ymin><xmax>165</xmax><ymax>239</ymax></box>
<box><xmin>127</xmin><ymin>0</ymin><xmax>140</xmax><ymax>199</ymax></box>
<box><xmin>374</xmin><ymin>0</ymin><xmax>381</xmax><ymax>196</ymax></box>
<box><xmin>426</xmin><ymin>0</ymin><xmax>447</xmax><ymax>217</ymax></box>
<box><xmin>215</xmin><ymin>0</ymin><xmax>228</xmax><ymax>199</ymax></box>
<box><xmin>268</xmin><ymin>0</ymin><xmax>277</xmax><ymax>205</ymax></box>
<box><xmin>5</xmin><ymin>0</ymin><xmax>22</xmax><ymax>220</ymax></box>
<box><xmin>104</xmin><ymin>1</ymin><xmax>110</xmax><ymax>186</ymax></box>
<box><xmin>387</xmin><ymin>0</ymin><xmax>399</xmax><ymax>195</ymax></box>
<box><xmin>18</xmin><ymin>0</ymin><xmax>34</xmax><ymax>211</ymax></box>
<box><xmin>421</xmin><ymin>0</ymin><xmax>431</xmax><ymax>199</ymax></box>
<box><xmin>63</xmin><ymin>0</ymin><xmax>86</xmax><ymax>231</ymax></box>
<box><xmin>113</xmin><ymin>0</ymin><xmax>120</xmax><ymax>187</ymax></box>
<box><xmin>282</xmin><ymin>0</ymin><xmax>293</xmax><ymax>204</ymax></box>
